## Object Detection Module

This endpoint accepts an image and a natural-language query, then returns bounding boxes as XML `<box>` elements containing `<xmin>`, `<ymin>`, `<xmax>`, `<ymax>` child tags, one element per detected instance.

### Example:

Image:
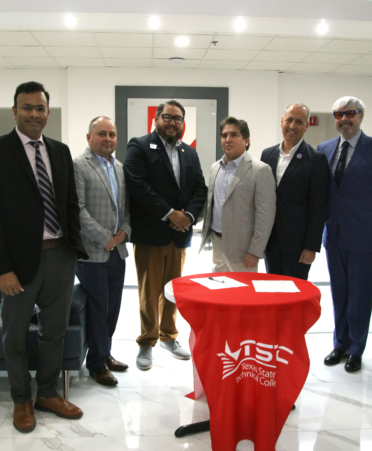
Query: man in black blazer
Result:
<box><xmin>0</xmin><ymin>82</ymin><xmax>88</xmax><ymax>433</ymax></box>
<box><xmin>124</xmin><ymin>100</ymin><xmax>207</xmax><ymax>370</ymax></box>
<box><xmin>261</xmin><ymin>103</ymin><xmax>329</xmax><ymax>280</ymax></box>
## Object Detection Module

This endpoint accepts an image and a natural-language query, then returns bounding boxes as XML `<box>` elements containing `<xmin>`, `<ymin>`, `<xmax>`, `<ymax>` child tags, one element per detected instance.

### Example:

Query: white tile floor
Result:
<box><xmin>1</xmin><ymin>233</ymin><xmax>372</xmax><ymax>450</ymax></box>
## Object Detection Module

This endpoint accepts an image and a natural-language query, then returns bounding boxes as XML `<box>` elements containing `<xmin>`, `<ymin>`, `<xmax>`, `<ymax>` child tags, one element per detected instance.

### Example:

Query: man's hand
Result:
<box><xmin>114</xmin><ymin>230</ymin><xmax>126</xmax><ymax>245</ymax></box>
<box><xmin>244</xmin><ymin>253</ymin><xmax>259</xmax><ymax>268</ymax></box>
<box><xmin>0</xmin><ymin>271</ymin><xmax>24</xmax><ymax>296</ymax></box>
<box><xmin>299</xmin><ymin>249</ymin><xmax>316</xmax><ymax>264</ymax></box>
<box><xmin>168</xmin><ymin>209</ymin><xmax>191</xmax><ymax>232</ymax></box>
<box><xmin>105</xmin><ymin>236</ymin><xmax>117</xmax><ymax>251</ymax></box>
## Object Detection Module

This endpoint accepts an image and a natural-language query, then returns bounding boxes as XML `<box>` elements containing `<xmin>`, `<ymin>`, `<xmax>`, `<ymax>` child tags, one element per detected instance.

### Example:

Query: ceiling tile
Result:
<box><xmin>0</xmin><ymin>31</ymin><xmax>39</xmax><ymax>46</ymax></box>
<box><xmin>212</xmin><ymin>35</ymin><xmax>272</xmax><ymax>50</ymax></box>
<box><xmin>319</xmin><ymin>39</ymin><xmax>372</xmax><ymax>54</ymax></box>
<box><xmin>204</xmin><ymin>49</ymin><xmax>258</xmax><ymax>61</ymax></box>
<box><xmin>55</xmin><ymin>58</ymin><xmax>104</xmax><ymax>67</ymax></box>
<box><xmin>199</xmin><ymin>60</ymin><xmax>247</xmax><ymax>69</ymax></box>
<box><xmin>0</xmin><ymin>57</ymin><xmax>12</xmax><ymax>67</ymax></box>
<box><xmin>101</xmin><ymin>47</ymin><xmax>152</xmax><ymax>58</ymax></box>
<box><xmin>32</xmin><ymin>32</ymin><xmax>95</xmax><ymax>47</ymax></box>
<box><xmin>333</xmin><ymin>64</ymin><xmax>372</xmax><ymax>75</ymax></box>
<box><xmin>265</xmin><ymin>37</ymin><xmax>331</xmax><ymax>52</ymax></box>
<box><xmin>153</xmin><ymin>59</ymin><xmax>200</xmax><ymax>68</ymax></box>
<box><xmin>245</xmin><ymin>61</ymin><xmax>295</xmax><ymax>71</ymax></box>
<box><xmin>349</xmin><ymin>54</ymin><xmax>372</xmax><ymax>65</ymax></box>
<box><xmin>5</xmin><ymin>57</ymin><xmax>59</xmax><ymax>67</ymax></box>
<box><xmin>95</xmin><ymin>33</ymin><xmax>153</xmax><ymax>47</ymax></box>
<box><xmin>154</xmin><ymin>48</ymin><xmax>205</xmax><ymax>59</ymax></box>
<box><xmin>303</xmin><ymin>53</ymin><xmax>361</xmax><ymax>64</ymax></box>
<box><xmin>0</xmin><ymin>46</ymin><xmax>49</xmax><ymax>57</ymax></box>
<box><xmin>46</xmin><ymin>47</ymin><xmax>101</xmax><ymax>58</ymax></box>
<box><xmin>254</xmin><ymin>51</ymin><xmax>311</xmax><ymax>62</ymax></box>
<box><xmin>104</xmin><ymin>58</ymin><xmax>151</xmax><ymax>67</ymax></box>
<box><xmin>288</xmin><ymin>63</ymin><xmax>342</xmax><ymax>73</ymax></box>
<box><xmin>154</xmin><ymin>34</ymin><xmax>213</xmax><ymax>49</ymax></box>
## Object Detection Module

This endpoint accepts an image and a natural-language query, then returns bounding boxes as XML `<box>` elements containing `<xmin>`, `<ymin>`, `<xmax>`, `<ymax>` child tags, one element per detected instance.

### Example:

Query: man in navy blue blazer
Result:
<box><xmin>124</xmin><ymin>100</ymin><xmax>207</xmax><ymax>370</ymax></box>
<box><xmin>318</xmin><ymin>96</ymin><xmax>372</xmax><ymax>373</ymax></box>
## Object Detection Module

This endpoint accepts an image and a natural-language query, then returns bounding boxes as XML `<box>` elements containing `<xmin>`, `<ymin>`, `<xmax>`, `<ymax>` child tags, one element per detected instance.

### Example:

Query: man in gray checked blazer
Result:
<box><xmin>74</xmin><ymin>116</ymin><xmax>131</xmax><ymax>386</ymax></box>
<box><xmin>200</xmin><ymin>116</ymin><xmax>276</xmax><ymax>271</ymax></box>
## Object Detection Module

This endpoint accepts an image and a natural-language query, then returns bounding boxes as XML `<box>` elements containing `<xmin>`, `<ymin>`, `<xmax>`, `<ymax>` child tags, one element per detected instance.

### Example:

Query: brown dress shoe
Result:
<box><xmin>90</xmin><ymin>364</ymin><xmax>118</xmax><ymax>386</ymax></box>
<box><xmin>106</xmin><ymin>355</ymin><xmax>128</xmax><ymax>372</ymax></box>
<box><xmin>13</xmin><ymin>400</ymin><xmax>36</xmax><ymax>433</ymax></box>
<box><xmin>34</xmin><ymin>395</ymin><xmax>83</xmax><ymax>419</ymax></box>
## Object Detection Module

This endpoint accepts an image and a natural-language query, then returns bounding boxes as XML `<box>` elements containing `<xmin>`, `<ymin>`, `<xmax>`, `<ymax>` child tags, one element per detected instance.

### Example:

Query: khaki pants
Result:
<box><xmin>134</xmin><ymin>242</ymin><xmax>187</xmax><ymax>347</ymax></box>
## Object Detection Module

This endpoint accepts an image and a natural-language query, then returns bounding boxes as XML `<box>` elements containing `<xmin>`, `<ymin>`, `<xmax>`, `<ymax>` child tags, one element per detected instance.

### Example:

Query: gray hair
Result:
<box><xmin>284</xmin><ymin>103</ymin><xmax>310</xmax><ymax>122</ymax></box>
<box><xmin>88</xmin><ymin>116</ymin><xmax>114</xmax><ymax>134</ymax></box>
<box><xmin>332</xmin><ymin>96</ymin><xmax>366</xmax><ymax>113</ymax></box>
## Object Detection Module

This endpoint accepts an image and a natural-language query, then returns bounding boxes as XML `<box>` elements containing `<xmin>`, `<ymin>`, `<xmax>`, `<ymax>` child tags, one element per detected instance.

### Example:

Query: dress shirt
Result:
<box><xmin>276</xmin><ymin>138</ymin><xmax>303</xmax><ymax>186</ymax></box>
<box><xmin>331</xmin><ymin>130</ymin><xmax>361</xmax><ymax>175</ymax></box>
<box><xmin>93</xmin><ymin>152</ymin><xmax>120</xmax><ymax>234</ymax></box>
<box><xmin>15</xmin><ymin>127</ymin><xmax>62</xmax><ymax>240</ymax></box>
<box><xmin>211</xmin><ymin>152</ymin><xmax>246</xmax><ymax>233</ymax></box>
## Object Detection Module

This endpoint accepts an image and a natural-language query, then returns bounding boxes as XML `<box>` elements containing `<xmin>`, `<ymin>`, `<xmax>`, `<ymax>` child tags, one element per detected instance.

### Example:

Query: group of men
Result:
<box><xmin>0</xmin><ymin>81</ymin><xmax>371</xmax><ymax>434</ymax></box>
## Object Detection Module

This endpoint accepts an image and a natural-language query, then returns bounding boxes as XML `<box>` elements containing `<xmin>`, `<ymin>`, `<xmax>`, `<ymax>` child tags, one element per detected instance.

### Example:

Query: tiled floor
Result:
<box><xmin>1</xmin><ymin>234</ymin><xmax>371</xmax><ymax>450</ymax></box>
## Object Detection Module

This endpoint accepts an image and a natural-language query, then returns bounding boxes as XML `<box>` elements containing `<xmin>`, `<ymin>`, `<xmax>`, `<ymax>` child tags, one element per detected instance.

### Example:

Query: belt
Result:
<box><xmin>42</xmin><ymin>237</ymin><xmax>64</xmax><ymax>251</ymax></box>
<box><xmin>214</xmin><ymin>231</ymin><xmax>222</xmax><ymax>238</ymax></box>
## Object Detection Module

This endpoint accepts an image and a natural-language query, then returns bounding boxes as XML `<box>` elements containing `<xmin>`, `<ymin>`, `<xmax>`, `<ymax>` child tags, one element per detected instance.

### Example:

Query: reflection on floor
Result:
<box><xmin>0</xmin><ymin>234</ymin><xmax>371</xmax><ymax>450</ymax></box>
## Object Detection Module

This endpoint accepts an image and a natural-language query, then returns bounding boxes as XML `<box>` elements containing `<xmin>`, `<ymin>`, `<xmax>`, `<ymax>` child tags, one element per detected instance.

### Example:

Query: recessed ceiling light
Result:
<box><xmin>149</xmin><ymin>16</ymin><xmax>161</xmax><ymax>30</ymax></box>
<box><xmin>64</xmin><ymin>14</ymin><xmax>77</xmax><ymax>28</ymax></box>
<box><xmin>234</xmin><ymin>18</ymin><xmax>246</xmax><ymax>32</ymax></box>
<box><xmin>175</xmin><ymin>36</ymin><xmax>190</xmax><ymax>47</ymax></box>
<box><xmin>316</xmin><ymin>22</ymin><xmax>329</xmax><ymax>34</ymax></box>
<box><xmin>169</xmin><ymin>57</ymin><xmax>185</xmax><ymax>63</ymax></box>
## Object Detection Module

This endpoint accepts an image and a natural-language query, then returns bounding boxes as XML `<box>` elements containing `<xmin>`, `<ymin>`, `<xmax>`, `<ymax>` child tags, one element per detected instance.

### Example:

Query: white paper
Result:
<box><xmin>190</xmin><ymin>276</ymin><xmax>248</xmax><ymax>290</ymax></box>
<box><xmin>252</xmin><ymin>280</ymin><xmax>300</xmax><ymax>293</ymax></box>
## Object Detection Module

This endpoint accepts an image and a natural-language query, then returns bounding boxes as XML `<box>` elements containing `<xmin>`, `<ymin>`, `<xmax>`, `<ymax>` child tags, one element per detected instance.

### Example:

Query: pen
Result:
<box><xmin>208</xmin><ymin>277</ymin><xmax>225</xmax><ymax>283</ymax></box>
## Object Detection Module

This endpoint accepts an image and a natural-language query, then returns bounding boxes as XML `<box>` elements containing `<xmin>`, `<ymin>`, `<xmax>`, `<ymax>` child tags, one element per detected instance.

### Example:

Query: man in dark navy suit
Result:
<box><xmin>261</xmin><ymin>103</ymin><xmax>329</xmax><ymax>280</ymax></box>
<box><xmin>318</xmin><ymin>96</ymin><xmax>372</xmax><ymax>373</ymax></box>
<box><xmin>124</xmin><ymin>100</ymin><xmax>207</xmax><ymax>370</ymax></box>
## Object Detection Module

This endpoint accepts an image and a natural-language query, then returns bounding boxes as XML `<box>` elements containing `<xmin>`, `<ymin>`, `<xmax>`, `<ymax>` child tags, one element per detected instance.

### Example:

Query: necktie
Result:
<box><xmin>334</xmin><ymin>140</ymin><xmax>349</xmax><ymax>189</ymax></box>
<box><xmin>29</xmin><ymin>141</ymin><xmax>59</xmax><ymax>236</ymax></box>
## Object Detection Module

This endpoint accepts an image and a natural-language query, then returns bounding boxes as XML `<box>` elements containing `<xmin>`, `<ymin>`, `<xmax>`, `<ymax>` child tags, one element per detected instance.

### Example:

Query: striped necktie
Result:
<box><xmin>334</xmin><ymin>140</ymin><xmax>349</xmax><ymax>189</ymax></box>
<box><xmin>29</xmin><ymin>140</ymin><xmax>60</xmax><ymax>236</ymax></box>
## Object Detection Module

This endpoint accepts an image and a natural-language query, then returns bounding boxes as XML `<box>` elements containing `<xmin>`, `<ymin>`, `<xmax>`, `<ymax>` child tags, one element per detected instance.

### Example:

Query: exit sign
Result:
<box><xmin>309</xmin><ymin>116</ymin><xmax>319</xmax><ymax>126</ymax></box>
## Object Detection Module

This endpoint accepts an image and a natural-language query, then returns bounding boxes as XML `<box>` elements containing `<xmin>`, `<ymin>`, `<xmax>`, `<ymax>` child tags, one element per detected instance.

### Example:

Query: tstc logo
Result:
<box><xmin>217</xmin><ymin>340</ymin><xmax>293</xmax><ymax>381</ymax></box>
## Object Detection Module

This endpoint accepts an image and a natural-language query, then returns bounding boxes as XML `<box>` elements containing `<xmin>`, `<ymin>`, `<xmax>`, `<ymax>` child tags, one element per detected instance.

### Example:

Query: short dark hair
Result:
<box><xmin>220</xmin><ymin>116</ymin><xmax>250</xmax><ymax>150</ymax></box>
<box><xmin>14</xmin><ymin>81</ymin><xmax>50</xmax><ymax>108</ymax></box>
<box><xmin>156</xmin><ymin>100</ymin><xmax>185</xmax><ymax>118</ymax></box>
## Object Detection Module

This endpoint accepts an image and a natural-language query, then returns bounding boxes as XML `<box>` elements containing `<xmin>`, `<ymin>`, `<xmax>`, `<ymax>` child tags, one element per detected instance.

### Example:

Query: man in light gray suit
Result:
<box><xmin>200</xmin><ymin>117</ymin><xmax>276</xmax><ymax>271</ymax></box>
<box><xmin>74</xmin><ymin>116</ymin><xmax>131</xmax><ymax>386</ymax></box>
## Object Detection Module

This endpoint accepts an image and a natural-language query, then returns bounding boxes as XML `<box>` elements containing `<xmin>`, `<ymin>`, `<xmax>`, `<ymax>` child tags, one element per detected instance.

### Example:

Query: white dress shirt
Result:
<box><xmin>331</xmin><ymin>130</ymin><xmax>361</xmax><ymax>175</ymax></box>
<box><xmin>276</xmin><ymin>138</ymin><xmax>303</xmax><ymax>186</ymax></box>
<box><xmin>16</xmin><ymin>127</ymin><xmax>62</xmax><ymax>240</ymax></box>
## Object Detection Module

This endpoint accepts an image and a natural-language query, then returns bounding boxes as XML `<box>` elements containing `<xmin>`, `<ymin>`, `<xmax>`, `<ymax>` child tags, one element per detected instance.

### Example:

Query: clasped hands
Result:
<box><xmin>168</xmin><ymin>209</ymin><xmax>191</xmax><ymax>233</ymax></box>
<box><xmin>105</xmin><ymin>230</ymin><xmax>127</xmax><ymax>251</ymax></box>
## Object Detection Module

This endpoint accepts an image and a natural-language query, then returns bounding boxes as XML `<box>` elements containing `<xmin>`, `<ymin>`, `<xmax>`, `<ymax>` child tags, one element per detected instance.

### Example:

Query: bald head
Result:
<box><xmin>87</xmin><ymin>116</ymin><xmax>117</xmax><ymax>160</ymax></box>
<box><xmin>88</xmin><ymin>116</ymin><xmax>115</xmax><ymax>134</ymax></box>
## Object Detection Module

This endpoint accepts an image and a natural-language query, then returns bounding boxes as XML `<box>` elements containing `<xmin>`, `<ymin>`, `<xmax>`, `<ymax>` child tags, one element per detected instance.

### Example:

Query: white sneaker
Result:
<box><xmin>136</xmin><ymin>346</ymin><xmax>152</xmax><ymax>370</ymax></box>
<box><xmin>160</xmin><ymin>340</ymin><xmax>190</xmax><ymax>360</ymax></box>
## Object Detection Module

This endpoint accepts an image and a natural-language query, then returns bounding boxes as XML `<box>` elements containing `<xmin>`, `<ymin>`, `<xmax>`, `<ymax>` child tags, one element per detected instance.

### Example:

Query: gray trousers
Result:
<box><xmin>1</xmin><ymin>242</ymin><xmax>77</xmax><ymax>403</ymax></box>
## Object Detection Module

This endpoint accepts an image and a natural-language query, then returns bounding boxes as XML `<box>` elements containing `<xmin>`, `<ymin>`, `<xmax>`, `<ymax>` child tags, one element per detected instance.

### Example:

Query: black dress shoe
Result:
<box><xmin>324</xmin><ymin>349</ymin><xmax>347</xmax><ymax>366</ymax></box>
<box><xmin>89</xmin><ymin>364</ymin><xmax>118</xmax><ymax>386</ymax></box>
<box><xmin>106</xmin><ymin>356</ymin><xmax>128</xmax><ymax>372</ymax></box>
<box><xmin>345</xmin><ymin>355</ymin><xmax>362</xmax><ymax>373</ymax></box>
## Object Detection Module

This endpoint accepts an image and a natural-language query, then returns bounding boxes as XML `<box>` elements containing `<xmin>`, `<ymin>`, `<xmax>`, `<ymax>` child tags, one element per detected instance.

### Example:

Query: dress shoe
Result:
<box><xmin>345</xmin><ymin>355</ymin><xmax>362</xmax><ymax>373</ymax></box>
<box><xmin>136</xmin><ymin>346</ymin><xmax>152</xmax><ymax>370</ymax></box>
<box><xmin>160</xmin><ymin>340</ymin><xmax>191</xmax><ymax>360</ymax></box>
<box><xmin>324</xmin><ymin>349</ymin><xmax>347</xmax><ymax>366</ymax></box>
<box><xmin>34</xmin><ymin>395</ymin><xmax>83</xmax><ymax>419</ymax></box>
<box><xmin>89</xmin><ymin>364</ymin><xmax>118</xmax><ymax>386</ymax></box>
<box><xmin>13</xmin><ymin>400</ymin><xmax>36</xmax><ymax>433</ymax></box>
<box><xmin>106</xmin><ymin>356</ymin><xmax>128</xmax><ymax>372</ymax></box>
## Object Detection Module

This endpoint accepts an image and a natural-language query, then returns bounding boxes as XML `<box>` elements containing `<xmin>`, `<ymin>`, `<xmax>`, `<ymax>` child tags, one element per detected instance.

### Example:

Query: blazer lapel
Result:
<box><xmin>266</xmin><ymin>146</ymin><xmax>280</xmax><ymax>185</ymax></box>
<box><xmin>114</xmin><ymin>159</ymin><xmax>125</xmax><ymax>217</ymax></box>
<box><xmin>151</xmin><ymin>132</ymin><xmax>179</xmax><ymax>189</ymax></box>
<box><xmin>225</xmin><ymin>153</ymin><xmax>252</xmax><ymax>203</ymax></box>
<box><xmin>279</xmin><ymin>140</ymin><xmax>306</xmax><ymax>186</ymax></box>
<box><xmin>44</xmin><ymin>136</ymin><xmax>62</xmax><ymax>203</ymax></box>
<box><xmin>85</xmin><ymin>148</ymin><xmax>116</xmax><ymax>205</ymax></box>
<box><xmin>341</xmin><ymin>132</ymin><xmax>368</xmax><ymax>186</ymax></box>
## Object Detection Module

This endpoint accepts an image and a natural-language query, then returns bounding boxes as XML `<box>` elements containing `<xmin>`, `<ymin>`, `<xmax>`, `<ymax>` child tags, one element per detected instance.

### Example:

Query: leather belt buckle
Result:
<box><xmin>42</xmin><ymin>237</ymin><xmax>64</xmax><ymax>251</ymax></box>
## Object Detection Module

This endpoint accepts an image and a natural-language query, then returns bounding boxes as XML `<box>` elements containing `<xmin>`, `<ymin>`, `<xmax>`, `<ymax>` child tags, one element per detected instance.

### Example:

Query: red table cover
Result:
<box><xmin>173</xmin><ymin>272</ymin><xmax>321</xmax><ymax>451</ymax></box>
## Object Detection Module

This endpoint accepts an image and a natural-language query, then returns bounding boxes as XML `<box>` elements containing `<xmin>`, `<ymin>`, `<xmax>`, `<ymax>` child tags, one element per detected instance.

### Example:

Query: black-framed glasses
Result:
<box><xmin>161</xmin><ymin>114</ymin><xmax>184</xmax><ymax>124</ymax></box>
<box><xmin>333</xmin><ymin>110</ymin><xmax>362</xmax><ymax>120</ymax></box>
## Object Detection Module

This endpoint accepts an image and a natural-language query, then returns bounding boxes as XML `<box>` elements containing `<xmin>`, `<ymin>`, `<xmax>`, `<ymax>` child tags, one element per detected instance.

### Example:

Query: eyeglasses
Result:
<box><xmin>333</xmin><ymin>110</ymin><xmax>362</xmax><ymax>120</ymax></box>
<box><xmin>20</xmin><ymin>105</ymin><xmax>48</xmax><ymax>114</ymax></box>
<box><xmin>160</xmin><ymin>114</ymin><xmax>184</xmax><ymax>124</ymax></box>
